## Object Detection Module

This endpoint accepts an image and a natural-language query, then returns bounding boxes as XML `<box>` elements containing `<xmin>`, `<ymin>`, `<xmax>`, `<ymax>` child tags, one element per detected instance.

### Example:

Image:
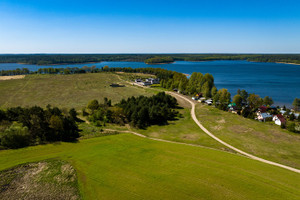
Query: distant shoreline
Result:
<box><xmin>0</xmin><ymin>60</ymin><xmax>299</xmax><ymax>67</ymax></box>
<box><xmin>145</xmin><ymin>62</ymin><xmax>174</xmax><ymax>65</ymax></box>
<box><xmin>275</xmin><ymin>62</ymin><xmax>300</xmax><ymax>66</ymax></box>
<box><xmin>14</xmin><ymin>61</ymin><xmax>101</xmax><ymax>66</ymax></box>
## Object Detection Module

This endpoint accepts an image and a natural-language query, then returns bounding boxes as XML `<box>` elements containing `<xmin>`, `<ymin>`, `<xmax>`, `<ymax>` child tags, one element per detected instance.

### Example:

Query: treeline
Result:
<box><xmin>85</xmin><ymin>92</ymin><xmax>178</xmax><ymax>129</ymax></box>
<box><xmin>1</xmin><ymin>54</ymin><xmax>300</xmax><ymax>65</ymax></box>
<box><xmin>0</xmin><ymin>68</ymin><xmax>30</xmax><ymax>76</ymax></box>
<box><xmin>36</xmin><ymin>66</ymin><xmax>102</xmax><ymax>74</ymax></box>
<box><xmin>144</xmin><ymin>56</ymin><xmax>174</xmax><ymax>64</ymax></box>
<box><xmin>0</xmin><ymin>66</ymin><xmax>103</xmax><ymax>76</ymax></box>
<box><xmin>103</xmin><ymin>67</ymin><xmax>216</xmax><ymax>97</ymax></box>
<box><xmin>246</xmin><ymin>55</ymin><xmax>300</xmax><ymax>64</ymax></box>
<box><xmin>0</xmin><ymin>106</ymin><xmax>80</xmax><ymax>149</ymax></box>
<box><xmin>0</xmin><ymin>54</ymin><xmax>153</xmax><ymax>65</ymax></box>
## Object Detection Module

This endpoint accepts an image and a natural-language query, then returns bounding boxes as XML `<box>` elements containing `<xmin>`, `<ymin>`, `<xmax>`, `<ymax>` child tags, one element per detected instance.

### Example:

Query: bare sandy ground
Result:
<box><xmin>0</xmin><ymin>75</ymin><xmax>25</xmax><ymax>81</ymax></box>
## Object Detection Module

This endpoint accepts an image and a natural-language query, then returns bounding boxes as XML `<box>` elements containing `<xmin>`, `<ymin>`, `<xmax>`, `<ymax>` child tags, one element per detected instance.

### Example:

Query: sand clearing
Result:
<box><xmin>0</xmin><ymin>75</ymin><xmax>25</xmax><ymax>81</ymax></box>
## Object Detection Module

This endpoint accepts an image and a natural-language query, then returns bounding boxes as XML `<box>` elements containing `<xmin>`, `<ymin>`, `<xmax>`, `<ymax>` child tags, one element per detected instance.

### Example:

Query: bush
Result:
<box><xmin>289</xmin><ymin>113</ymin><xmax>295</xmax><ymax>121</ymax></box>
<box><xmin>287</xmin><ymin>122</ymin><xmax>296</xmax><ymax>133</ymax></box>
<box><xmin>295</xmin><ymin>124</ymin><xmax>300</xmax><ymax>133</ymax></box>
<box><xmin>265</xmin><ymin>117</ymin><xmax>273</xmax><ymax>122</ymax></box>
<box><xmin>0</xmin><ymin>122</ymin><xmax>31</xmax><ymax>149</ymax></box>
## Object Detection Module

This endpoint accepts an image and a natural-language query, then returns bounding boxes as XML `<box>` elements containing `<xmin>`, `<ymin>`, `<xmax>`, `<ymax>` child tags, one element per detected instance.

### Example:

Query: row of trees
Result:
<box><xmin>0</xmin><ymin>105</ymin><xmax>80</xmax><ymax>149</ymax></box>
<box><xmin>0</xmin><ymin>68</ymin><xmax>30</xmax><ymax>76</ymax></box>
<box><xmin>0</xmin><ymin>66</ymin><xmax>107</xmax><ymax>76</ymax></box>
<box><xmin>85</xmin><ymin>92</ymin><xmax>178</xmax><ymax>129</ymax></box>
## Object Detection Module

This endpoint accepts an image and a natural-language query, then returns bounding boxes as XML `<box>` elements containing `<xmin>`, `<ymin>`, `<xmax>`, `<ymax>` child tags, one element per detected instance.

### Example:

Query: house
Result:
<box><xmin>257</xmin><ymin>112</ymin><xmax>272</xmax><ymax>122</ymax></box>
<box><xmin>145</xmin><ymin>78</ymin><xmax>160</xmax><ymax>84</ymax></box>
<box><xmin>228</xmin><ymin>103</ymin><xmax>236</xmax><ymax>108</ymax></box>
<box><xmin>279</xmin><ymin>110</ymin><xmax>286</xmax><ymax>115</ymax></box>
<box><xmin>205</xmin><ymin>99</ymin><xmax>213</xmax><ymax>105</ymax></box>
<box><xmin>273</xmin><ymin>114</ymin><xmax>286</xmax><ymax>126</ymax></box>
<box><xmin>228</xmin><ymin>103</ymin><xmax>239</xmax><ymax>113</ymax></box>
<box><xmin>141</xmin><ymin>81</ymin><xmax>151</xmax><ymax>86</ymax></box>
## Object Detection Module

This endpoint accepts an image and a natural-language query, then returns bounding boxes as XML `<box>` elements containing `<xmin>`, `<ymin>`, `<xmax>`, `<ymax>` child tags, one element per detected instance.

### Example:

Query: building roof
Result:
<box><xmin>259</xmin><ymin>106</ymin><xmax>268</xmax><ymax>113</ymax></box>
<box><xmin>260</xmin><ymin>113</ymin><xmax>272</xmax><ymax>119</ymax></box>
<box><xmin>275</xmin><ymin>114</ymin><xmax>286</xmax><ymax>123</ymax></box>
<box><xmin>228</xmin><ymin>103</ymin><xmax>236</xmax><ymax>107</ymax></box>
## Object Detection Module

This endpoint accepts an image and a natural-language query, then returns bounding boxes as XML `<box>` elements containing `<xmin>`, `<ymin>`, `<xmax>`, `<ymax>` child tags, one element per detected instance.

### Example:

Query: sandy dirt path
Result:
<box><xmin>169</xmin><ymin>92</ymin><xmax>300</xmax><ymax>174</ymax></box>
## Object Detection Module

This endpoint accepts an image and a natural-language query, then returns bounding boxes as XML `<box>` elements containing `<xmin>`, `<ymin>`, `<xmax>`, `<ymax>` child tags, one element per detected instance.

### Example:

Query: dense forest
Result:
<box><xmin>0</xmin><ymin>105</ymin><xmax>80</xmax><ymax>149</ymax></box>
<box><xmin>0</xmin><ymin>54</ymin><xmax>300</xmax><ymax>65</ymax></box>
<box><xmin>85</xmin><ymin>92</ymin><xmax>178</xmax><ymax>129</ymax></box>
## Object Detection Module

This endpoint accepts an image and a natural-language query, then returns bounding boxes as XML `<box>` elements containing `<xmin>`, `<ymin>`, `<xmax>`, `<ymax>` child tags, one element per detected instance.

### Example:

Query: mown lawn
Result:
<box><xmin>0</xmin><ymin>134</ymin><xmax>299</xmax><ymax>200</ymax></box>
<box><xmin>195</xmin><ymin>103</ymin><xmax>300</xmax><ymax>169</ymax></box>
<box><xmin>0</xmin><ymin>73</ymin><xmax>155</xmax><ymax>109</ymax></box>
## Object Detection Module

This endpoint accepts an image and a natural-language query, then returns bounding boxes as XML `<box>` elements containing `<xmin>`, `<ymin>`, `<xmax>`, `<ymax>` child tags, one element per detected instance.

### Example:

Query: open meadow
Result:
<box><xmin>0</xmin><ymin>73</ymin><xmax>155</xmax><ymax>109</ymax></box>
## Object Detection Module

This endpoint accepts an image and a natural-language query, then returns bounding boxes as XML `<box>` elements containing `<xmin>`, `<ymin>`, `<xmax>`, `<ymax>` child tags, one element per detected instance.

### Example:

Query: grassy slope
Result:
<box><xmin>0</xmin><ymin>73</ymin><xmax>155</xmax><ymax>109</ymax></box>
<box><xmin>195</xmin><ymin>104</ymin><xmax>300</xmax><ymax>169</ymax></box>
<box><xmin>0</xmin><ymin>134</ymin><xmax>299</xmax><ymax>200</ymax></box>
<box><xmin>135</xmin><ymin>107</ymin><xmax>227</xmax><ymax>151</ymax></box>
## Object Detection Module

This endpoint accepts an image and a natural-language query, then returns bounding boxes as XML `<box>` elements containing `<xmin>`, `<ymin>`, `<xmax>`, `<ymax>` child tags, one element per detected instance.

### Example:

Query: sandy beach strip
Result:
<box><xmin>276</xmin><ymin>62</ymin><xmax>300</xmax><ymax>66</ymax></box>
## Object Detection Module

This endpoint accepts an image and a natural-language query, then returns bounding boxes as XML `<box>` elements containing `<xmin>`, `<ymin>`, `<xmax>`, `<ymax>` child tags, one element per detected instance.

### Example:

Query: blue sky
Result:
<box><xmin>0</xmin><ymin>0</ymin><xmax>300</xmax><ymax>53</ymax></box>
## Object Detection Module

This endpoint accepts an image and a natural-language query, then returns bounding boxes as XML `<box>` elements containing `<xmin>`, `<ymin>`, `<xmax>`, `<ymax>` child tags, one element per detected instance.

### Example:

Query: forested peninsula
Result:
<box><xmin>144</xmin><ymin>56</ymin><xmax>174</xmax><ymax>64</ymax></box>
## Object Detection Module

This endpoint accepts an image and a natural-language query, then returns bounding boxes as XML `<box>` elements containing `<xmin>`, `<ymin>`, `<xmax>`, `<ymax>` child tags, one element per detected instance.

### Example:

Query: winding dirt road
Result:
<box><xmin>169</xmin><ymin>92</ymin><xmax>300</xmax><ymax>174</ymax></box>
<box><xmin>115</xmin><ymin>74</ymin><xmax>300</xmax><ymax>173</ymax></box>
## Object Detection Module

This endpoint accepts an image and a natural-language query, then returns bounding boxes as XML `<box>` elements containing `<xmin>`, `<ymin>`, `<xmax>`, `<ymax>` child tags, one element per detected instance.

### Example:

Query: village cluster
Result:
<box><xmin>190</xmin><ymin>93</ymin><xmax>299</xmax><ymax>127</ymax></box>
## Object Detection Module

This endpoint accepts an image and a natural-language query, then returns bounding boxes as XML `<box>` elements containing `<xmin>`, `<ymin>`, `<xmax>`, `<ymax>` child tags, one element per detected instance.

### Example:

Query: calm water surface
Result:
<box><xmin>1</xmin><ymin>60</ymin><xmax>299</xmax><ymax>107</ymax></box>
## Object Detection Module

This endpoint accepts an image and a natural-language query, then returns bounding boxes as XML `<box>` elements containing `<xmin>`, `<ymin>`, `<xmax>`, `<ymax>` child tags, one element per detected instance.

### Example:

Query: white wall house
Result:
<box><xmin>273</xmin><ymin>115</ymin><xmax>286</xmax><ymax>126</ymax></box>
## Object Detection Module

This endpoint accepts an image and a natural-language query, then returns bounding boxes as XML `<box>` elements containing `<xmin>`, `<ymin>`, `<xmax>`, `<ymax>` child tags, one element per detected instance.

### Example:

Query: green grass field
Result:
<box><xmin>0</xmin><ymin>73</ymin><xmax>155</xmax><ymax>109</ymax></box>
<box><xmin>1</xmin><ymin>73</ymin><xmax>300</xmax><ymax>199</ymax></box>
<box><xmin>195</xmin><ymin>104</ymin><xmax>300</xmax><ymax>169</ymax></box>
<box><xmin>0</xmin><ymin>134</ymin><xmax>299</xmax><ymax>200</ymax></box>
<box><xmin>135</xmin><ymin>107</ymin><xmax>228</xmax><ymax>151</ymax></box>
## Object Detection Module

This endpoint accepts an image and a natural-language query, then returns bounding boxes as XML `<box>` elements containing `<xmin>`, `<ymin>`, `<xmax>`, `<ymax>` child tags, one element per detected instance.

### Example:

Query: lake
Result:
<box><xmin>0</xmin><ymin>60</ymin><xmax>299</xmax><ymax>107</ymax></box>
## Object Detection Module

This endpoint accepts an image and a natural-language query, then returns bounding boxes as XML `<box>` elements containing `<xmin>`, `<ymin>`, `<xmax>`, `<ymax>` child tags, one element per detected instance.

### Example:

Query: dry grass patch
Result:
<box><xmin>0</xmin><ymin>160</ymin><xmax>80</xmax><ymax>200</ymax></box>
<box><xmin>0</xmin><ymin>75</ymin><xmax>25</xmax><ymax>81</ymax></box>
